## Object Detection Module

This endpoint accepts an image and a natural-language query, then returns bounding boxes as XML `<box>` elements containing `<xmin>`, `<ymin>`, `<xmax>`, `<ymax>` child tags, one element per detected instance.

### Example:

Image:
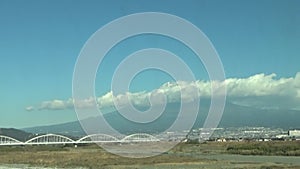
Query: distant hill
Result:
<box><xmin>0</xmin><ymin>128</ymin><xmax>33</xmax><ymax>142</ymax></box>
<box><xmin>23</xmin><ymin>121</ymin><xmax>85</xmax><ymax>137</ymax></box>
<box><xmin>23</xmin><ymin>100</ymin><xmax>300</xmax><ymax>136</ymax></box>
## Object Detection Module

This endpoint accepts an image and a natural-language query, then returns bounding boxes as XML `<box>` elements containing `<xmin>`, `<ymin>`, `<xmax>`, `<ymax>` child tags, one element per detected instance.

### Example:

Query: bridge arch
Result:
<box><xmin>25</xmin><ymin>134</ymin><xmax>75</xmax><ymax>145</ymax></box>
<box><xmin>77</xmin><ymin>134</ymin><xmax>119</xmax><ymax>143</ymax></box>
<box><xmin>0</xmin><ymin>135</ymin><xmax>23</xmax><ymax>145</ymax></box>
<box><xmin>121</xmin><ymin>133</ymin><xmax>160</xmax><ymax>142</ymax></box>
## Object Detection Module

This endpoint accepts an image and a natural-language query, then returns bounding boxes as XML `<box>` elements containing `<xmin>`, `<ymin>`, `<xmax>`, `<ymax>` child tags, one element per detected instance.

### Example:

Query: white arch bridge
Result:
<box><xmin>0</xmin><ymin>133</ymin><xmax>160</xmax><ymax>146</ymax></box>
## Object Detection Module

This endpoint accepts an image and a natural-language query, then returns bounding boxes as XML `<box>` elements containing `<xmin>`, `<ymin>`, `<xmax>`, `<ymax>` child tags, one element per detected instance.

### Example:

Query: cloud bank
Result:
<box><xmin>27</xmin><ymin>72</ymin><xmax>300</xmax><ymax>111</ymax></box>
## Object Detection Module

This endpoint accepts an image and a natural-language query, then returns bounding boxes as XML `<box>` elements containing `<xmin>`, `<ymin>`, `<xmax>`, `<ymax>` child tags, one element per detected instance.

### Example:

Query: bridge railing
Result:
<box><xmin>25</xmin><ymin>134</ymin><xmax>75</xmax><ymax>145</ymax></box>
<box><xmin>0</xmin><ymin>135</ymin><xmax>23</xmax><ymax>145</ymax></box>
<box><xmin>0</xmin><ymin>133</ymin><xmax>161</xmax><ymax>145</ymax></box>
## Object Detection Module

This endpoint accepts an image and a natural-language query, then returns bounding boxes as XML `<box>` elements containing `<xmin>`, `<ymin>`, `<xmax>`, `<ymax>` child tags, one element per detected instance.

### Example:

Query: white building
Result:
<box><xmin>288</xmin><ymin>130</ymin><xmax>300</xmax><ymax>137</ymax></box>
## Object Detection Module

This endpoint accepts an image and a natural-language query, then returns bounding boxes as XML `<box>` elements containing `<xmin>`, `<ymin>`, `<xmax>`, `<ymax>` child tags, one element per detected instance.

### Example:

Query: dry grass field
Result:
<box><xmin>0</xmin><ymin>141</ymin><xmax>299</xmax><ymax>168</ymax></box>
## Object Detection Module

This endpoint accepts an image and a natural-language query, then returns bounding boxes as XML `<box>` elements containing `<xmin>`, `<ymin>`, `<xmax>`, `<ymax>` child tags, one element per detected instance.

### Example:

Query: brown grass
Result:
<box><xmin>0</xmin><ymin>141</ymin><xmax>299</xmax><ymax>168</ymax></box>
<box><xmin>0</xmin><ymin>144</ymin><xmax>210</xmax><ymax>168</ymax></box>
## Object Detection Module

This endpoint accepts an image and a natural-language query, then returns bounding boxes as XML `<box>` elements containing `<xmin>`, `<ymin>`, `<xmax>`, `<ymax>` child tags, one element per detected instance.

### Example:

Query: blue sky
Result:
<box><xmin>0</xmin><ymin>0</ymin><xmax>299</xmax><ymax>128</ymax></box>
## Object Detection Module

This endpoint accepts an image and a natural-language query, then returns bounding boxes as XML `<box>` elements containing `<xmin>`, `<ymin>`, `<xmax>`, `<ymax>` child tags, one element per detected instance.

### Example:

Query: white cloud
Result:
<box><xmin>29</xmin><ymin>72</ymin><xmax>300</xmax><ymax>111</ymax></box>
<box><xmin>224</xmin><ymin>73</ymin><xmax>300</xmax><ymax>109</ymax></box>
<box><xmin>38</xmin><ymin>99</ymin><xmax>73</xmax><ymax>110</ymax></box>
<box><xmin>225</xmin><ymin>73</ymin><xmax>295</xmax><ymax>97</ymax></box>
<box><xmin>25</xmin><ymin>106</ymin><xmax>35</xmax><ymax>111</ymax></box>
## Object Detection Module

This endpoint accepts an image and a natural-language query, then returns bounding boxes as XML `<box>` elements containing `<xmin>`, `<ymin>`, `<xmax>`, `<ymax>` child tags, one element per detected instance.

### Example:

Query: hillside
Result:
<box><xmin>0</xmin><ymin>128</ymin><xmax>33</xmax><ymax>142</ymax></box>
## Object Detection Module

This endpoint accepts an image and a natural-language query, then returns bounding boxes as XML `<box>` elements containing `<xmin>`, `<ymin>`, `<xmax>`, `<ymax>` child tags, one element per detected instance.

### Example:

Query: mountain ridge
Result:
<box><xmin>22</xmin><ymin>101</ymin><xmax>300</xmax><ymax>136</ymax></box>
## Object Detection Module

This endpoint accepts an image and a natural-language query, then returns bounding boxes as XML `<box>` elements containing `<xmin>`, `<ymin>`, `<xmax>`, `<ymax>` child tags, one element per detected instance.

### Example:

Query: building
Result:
<box><xmin>288</xmin><ymin>130</ymin><xmax>300</xmax><ymax>137</ymax></box>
